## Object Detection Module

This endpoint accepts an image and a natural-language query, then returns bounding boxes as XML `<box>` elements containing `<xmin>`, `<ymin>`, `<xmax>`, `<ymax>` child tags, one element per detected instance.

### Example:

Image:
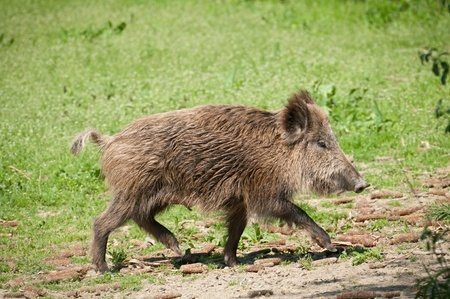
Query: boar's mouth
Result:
<box><xmin>309</xmin><ymin>173</ymin><xmax>358</xmax><ymax>196</ymax></box>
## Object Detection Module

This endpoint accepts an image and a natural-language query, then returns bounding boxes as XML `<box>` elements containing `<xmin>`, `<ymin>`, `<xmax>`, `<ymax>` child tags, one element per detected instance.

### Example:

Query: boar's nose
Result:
<box><xmin>354</xmin><ymin>179</ymin><xmax>370</xmax><ymax>193</ymax></box>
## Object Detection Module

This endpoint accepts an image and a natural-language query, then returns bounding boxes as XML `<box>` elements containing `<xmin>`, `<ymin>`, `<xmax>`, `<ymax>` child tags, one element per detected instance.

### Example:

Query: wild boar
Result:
<box><xmin>71</xmin><ymin>90</ymin><xmax>369</xmax><ymax>272</ymax></box>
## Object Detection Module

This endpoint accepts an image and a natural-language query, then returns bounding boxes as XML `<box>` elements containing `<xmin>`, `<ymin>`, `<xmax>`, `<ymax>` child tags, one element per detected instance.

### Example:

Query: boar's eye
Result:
<box><xmin>317</xmin><ymin>140</ymin><xmax>327</xmax><ymax>149</ymax></box>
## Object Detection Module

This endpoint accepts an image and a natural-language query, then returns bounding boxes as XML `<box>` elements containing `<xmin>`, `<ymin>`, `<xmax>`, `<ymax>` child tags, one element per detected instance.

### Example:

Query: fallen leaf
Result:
<box><xmin>354</xmin><ymin>213</ymin><xmax>386</xmax><ymax>222</ymax></box>
<box><xmin>370</xmin><ymin>190</ymin><xmax>403</xmax><ymax>199</ymax></box>
<box><xmin>390</xmin><ymin>233</ymin><xmax>420</xmax><ymax>245</ymax></box>
<box><xmin>153</xmin><ymin>292</ymin><xmax>182</xmax><ymax>299</ymax></box>
<box><xmin>0</xmin><ymin>220</ymin><xmax>20</xmax><ymax>227</ymax></box>
<box><xmin>391</xmin><ymin>206</ymin><xmax>423</xmax><ymax>217</ymax></box>
<box><xmin>180</xmin><ymin>263</ymin><xmax>206</xmax><ymax>274</ymax></box>
<box><xmin>336</xmin><ymin>234</ymin><xmax>376</xmax><ymax>247</ymax></box>
<box><xmin>40</xmin><ymin>266</ymin><xmax>90</xmax><ymax>283</ymax></box>
<box><xmin>254</xmin><ymin>257</ymin><xmax>281</xmax><ymax>267</ymax></box>
<box><xmin>245</xmin><ymin>264</ymin><xmax>264</xmax><ymax>273</ymax></box>
<box><xmin>191</xmin><ymin>243</ymin><xmax>216</xmax><ymax>255</ymax></box>
<box><xmin>333</xmin><ymin>198</ymin><xmax>353</xmax><ymax>205</ymax></box>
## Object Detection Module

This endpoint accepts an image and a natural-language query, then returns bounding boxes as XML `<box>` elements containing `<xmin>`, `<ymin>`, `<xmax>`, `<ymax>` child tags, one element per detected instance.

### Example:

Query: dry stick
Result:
<box><xmin>9</xmin><ymin>165</ymin><xmax>32</xmax><ymax>180</ymax></box>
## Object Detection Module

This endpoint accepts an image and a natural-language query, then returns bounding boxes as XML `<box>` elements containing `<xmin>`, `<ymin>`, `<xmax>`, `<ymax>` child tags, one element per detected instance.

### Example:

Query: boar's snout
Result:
<box><xmin>354</xmin><ymin>179</ymin><xmax>370</xmax><ymax>193</ymax></box>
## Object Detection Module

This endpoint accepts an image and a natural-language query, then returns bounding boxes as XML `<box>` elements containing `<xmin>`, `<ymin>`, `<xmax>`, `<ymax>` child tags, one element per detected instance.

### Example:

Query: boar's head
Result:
<box><xmin>280</xmin><ymin>90</ymin><xmax>369</xmax><ymax>195</ymax></box>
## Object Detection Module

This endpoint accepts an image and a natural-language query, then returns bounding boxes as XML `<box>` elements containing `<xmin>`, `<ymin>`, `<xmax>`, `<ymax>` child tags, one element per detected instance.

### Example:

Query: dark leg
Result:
<box><xmin>133</xmin><ymin>217</ymin><xmax>182</xmax><ymax>255</ymax></box>
<box><xmin>271</xmin><ymin>201</ymin><xmax>336</xmax><ymax>252</ymax></box>
<box><xmin>223</xmin><ymin>205</ymin><xmax>247</xmax><ymax>267</ymax></box>
<box><xmin>92</xmin><ymin>198</ymin><xmax>131</xmax><ymax>272</ymax></box>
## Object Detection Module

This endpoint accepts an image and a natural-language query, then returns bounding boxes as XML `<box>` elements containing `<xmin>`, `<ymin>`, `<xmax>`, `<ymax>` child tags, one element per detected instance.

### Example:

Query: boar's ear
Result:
<box><xmin>280</xmin><ymin>90</ymin><xmax>314</xmax><ymax>144</ymax></box>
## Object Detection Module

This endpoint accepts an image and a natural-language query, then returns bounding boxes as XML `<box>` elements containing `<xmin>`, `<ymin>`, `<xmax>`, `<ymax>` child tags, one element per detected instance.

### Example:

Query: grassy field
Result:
<box><xmin>1</xmin><ymin>0</ymin><xmax>449</xmax><ymax>295</ymax></box>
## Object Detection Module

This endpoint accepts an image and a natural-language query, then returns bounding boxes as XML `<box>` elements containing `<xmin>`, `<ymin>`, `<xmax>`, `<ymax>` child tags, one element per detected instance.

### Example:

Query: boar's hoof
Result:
<box><xmin>312</xmin><ymin>235</ymin><xmax>337</xmax><ymax>252</ymax></box>
<box><xmin>224</xmin><ymin>255</ymin><xmax>238</xmax><ymax>267</ymax></box>
<box><xmin>96</xmin><ymin>263</ymin><xmax>110</xmax><ymax>273</ymax></box>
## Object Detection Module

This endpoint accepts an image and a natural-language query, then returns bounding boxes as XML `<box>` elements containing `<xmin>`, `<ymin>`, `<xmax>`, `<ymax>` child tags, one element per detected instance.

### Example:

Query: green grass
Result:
<box><xmin>367</xmin><ymin>219</ymin><xmax>389</xmax><ymax>232</ymax></box>
<box><xmin>427</xmin><ymin>203</ymin><xmax>450</xmax><ymax>222</ymax></box>
<box><xmin>340</xmin><ymin>247</ymin><xmax>384</xmax><ymax>266</ymax></box>
<box><xmin>1</xmin><ymin>0</ymin><xmax>449</xmax><ymax>294</ymax></box>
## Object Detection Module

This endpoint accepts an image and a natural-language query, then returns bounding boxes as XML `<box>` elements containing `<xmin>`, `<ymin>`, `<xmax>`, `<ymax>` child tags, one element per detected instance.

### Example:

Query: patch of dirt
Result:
<box><xmin>65</xmin><ymin>283</ymin><xmax>120</xmax><ymax>297</ymax></box>
<box><xmin>129</xmin><ymin>246</ymin><xmax>443</xmax><ymax>299</ymax></box>
<box><xmin>2</xmin><ymin>167</ymin><xmax>448</xmax><ymax>299</ymax></box>
<box><xmin>0</xmin><ymin>220</ymin><xmax>20</xmax><ymax>227</ymax></box>
<box><xmin>38</xmin><ymin>265</ymin><xmax>91</xmax><ymax>283</ymax></box>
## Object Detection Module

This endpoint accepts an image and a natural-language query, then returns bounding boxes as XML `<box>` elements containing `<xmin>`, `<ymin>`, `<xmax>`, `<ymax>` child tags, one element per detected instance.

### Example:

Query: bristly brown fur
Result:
<box><xmin>71</xmin><ymin>89</ymin><xmax>366</xmax><ymax>272</ymax></box>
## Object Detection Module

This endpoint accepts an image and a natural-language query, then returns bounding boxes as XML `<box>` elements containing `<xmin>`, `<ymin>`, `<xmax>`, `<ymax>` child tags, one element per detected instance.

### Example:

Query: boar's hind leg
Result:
<box><xmin>223</xmin><ymin>204</ymin><xmax>247</xmax><ymax>267</ymax></box>
<box><xmin>133</xmin><ymin>216</ymin><xmax>182</xmax><ymax>256</ymax></box>
<box><xmin>273</xmin><ymin>201</ymin><xmax>336</xmax><ymax>252</ymax></box>
<box><xmin>92</xmin><ymin>198</ymin><xmax>132</xmax><ymax>272</ymax></box>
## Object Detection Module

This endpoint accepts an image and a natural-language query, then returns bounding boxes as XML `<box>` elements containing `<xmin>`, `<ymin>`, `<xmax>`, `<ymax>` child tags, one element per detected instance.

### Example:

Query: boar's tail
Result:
<box><xmin>70</xmin><ymin>129</ymin><xmax>110</xmax><ymax>155</ymax></box>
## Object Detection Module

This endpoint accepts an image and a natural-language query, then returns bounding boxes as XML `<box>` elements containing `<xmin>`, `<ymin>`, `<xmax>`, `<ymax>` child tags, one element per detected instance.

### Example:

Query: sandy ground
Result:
<box><xmin>124</xmin><ymin>241</ymin><xmax>446</xmax><ymax>299</ymax></box>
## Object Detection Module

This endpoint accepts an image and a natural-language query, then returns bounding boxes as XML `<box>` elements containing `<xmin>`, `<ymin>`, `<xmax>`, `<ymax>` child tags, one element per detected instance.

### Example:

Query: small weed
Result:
<box><xmin>409</xmin><ymin>255</ymin><xmax>418</xmax><ymax>263</ymax></box>
<box><xmin>71</xmin><ymin>256</ymin><xmax>89</xmax><ymax>265</ymax></box>
<box><xmin>388</xmin><ymin>200</ymin><xmax>402</xmax><ymax>207</ymax></box>
<box><xmin>0</xmin><ymin>261</ymin><xmax>10</xmax><ymax>273</ymax></box>
<box><xmin>419</xmin><ymin>48</ymin><xmax>450</xmax><ymax>133</ymax></box>
<box><xmin>147</xmin><ymin>274</ymin><xmax>166</xmax><ymax>285</ymax></box>
<box><xmin>294</xmin><ymin>241</ymin><xmax>312</xmax><ymax>256</ymax></box>
<box><xmin>60</xmin><ymin>20</ymin><xmax>127</xmax><ymax>42</ymax></box>
<box><xmin>228</xmin><ymin>279</ymin><xmax>239</xmax><ymax>286</ymax></box>
<box><xmin>339</xmin><ymin>220</ymin><xmax>354</xmax><ymax>233</ymax></box>
<box><xmin>92</xmin><ymin>272</ymin><xmax>114</xmax><ymax>284</ymax></box>
<box><xmin>108</xmin><ymin>248</ymin><xmax>127</xmax><ymax>271</ymax></box>
<box><xmin>419</xmin><ymin>48</ymin><xmax>449</xmax><ymax>85</ymax></box>
<box><xmin>396</xmin><ymin>244</ymin><xmax>408</xmax><ymax>253</ymax></box>
<box><xmin>0</xmin><ymin>33</ymin><xmax>14</xmax><ymax>47</ymax></box>
<box><xmin>365</xmin><ymin>0</ymin><xmax>408</xmax><ymax>26</ymax></box>
<box><xmin>312</xmin><ymin>83</ymin><xmax>392</xmax><ymax>134</ymax></box>
<box><xmin>367</xmin><ymin>219</ymin><xmax>388</xmax><ymax>232</ymax></box>
<box><xmin>320</xmin><ymin>201</ymin><xmax>333</xmax><ymax>208</ymax></box>
<box><xmin>242</xmin><ymin>223</ymin><xmax>275</xmax><ymax>245</ymax></box>
<box><xmin>427</xmin><ymin>203</ymin><xmax>450</xmax><ymax>222</ymax></box>
<box><xmin>342</xmin><ymin>203</ymin><xmax>354</xmax><ymax>209</ymax></box>
<box><xmin>207</xmin><ymin>263</ymin><xmax>219</xmax><ymax>270</ymax></box>
<box><xmin>299</xmin><ymin>255</ymin><xmax>313</xmax><ymax>270</ymax></box>
<box><xmin>340</xmin><ymin>247</ymin><xmax>383</xmax><ymax>266</ymax></box>
<box><xmin>434</xmin><ymin>99</ymin><xmax>450</xmax><ymax>134</ymax></box>
<box><xmin>120</xmin><ymin>275</ymin><xmax>143</xmax><ymax>291</ymax></box>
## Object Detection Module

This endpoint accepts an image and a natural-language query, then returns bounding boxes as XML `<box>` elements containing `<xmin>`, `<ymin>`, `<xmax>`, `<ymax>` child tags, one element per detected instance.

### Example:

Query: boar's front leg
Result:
<box><xmin>133</xmin><ymin>217</ymin><xmax>182</xmax><ymax>256</ymax></box>
<box><xmin>223</xmin><ymin>203</ymin><xmax>247</xmax><ymax>267</ymax></box>
<box><xmin>272</xmin><ymin>201</ymin><xmax>336</xmax><ymax>252</ymax></box>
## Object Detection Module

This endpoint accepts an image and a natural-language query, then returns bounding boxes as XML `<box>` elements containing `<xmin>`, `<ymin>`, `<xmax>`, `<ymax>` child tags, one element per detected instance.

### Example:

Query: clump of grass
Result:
<box><xmin>388</xmin><ymin>200</ymin><xmax>402</xmax><ymax>207</ymax></box>
<box><xmin>294</xmin><ymin>240</ymin><xmax>312</xmax><ymax>256</ymax></box>
<box><xmin>367</xmin><ymin>219</ymin><xmax>388</xmax><ymax>232</ymax></box>
<box><xmin>427</xmin><ymin>203</ymin><xmax>450</xmax><ymax>222</ymax></box>
<box><xmin>299</xmin><ymin>255</ymin><xmax>313</xmax><ymax>270</ymax></box>
<box><xmin>340</xmin><ymin>247</ymin><xmax>383</xmax><ymax>266</ymax></box>
<box><xmin>108</xmin><ymin>248</ymin><xmax>127</xmax><ymax>271</ymax></box>
<box><xmin>241</xmin><ymin>223</ymin><xmax>278</xmax><ymax>247</ymax></box>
